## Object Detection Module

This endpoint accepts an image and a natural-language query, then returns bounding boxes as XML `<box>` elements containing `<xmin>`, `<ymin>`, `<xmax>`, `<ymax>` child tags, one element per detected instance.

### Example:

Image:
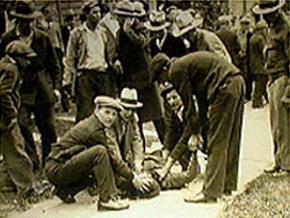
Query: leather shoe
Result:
<box><xmin>98</xmin><ymin>196</ymin><xmax>129</xmax><ymax>211</ymax></box>
<box><xmin>184</xmin><ymin>192</ymin><xmax>217</xmax><ymax>203</ymax></box>
<box><xmin>264</xmin><ymin>166</ymin><xmax>281</xmax><ymax>174</ymax></box>
<box><xmin>54</xmin><ymin>188</ymin><xmax>76</xmax><ymax>204</ymax></box>
<box><xmin>223</xmin><ymin>190</ymin><xmax>232</xmax><ymax>196</ymax></box>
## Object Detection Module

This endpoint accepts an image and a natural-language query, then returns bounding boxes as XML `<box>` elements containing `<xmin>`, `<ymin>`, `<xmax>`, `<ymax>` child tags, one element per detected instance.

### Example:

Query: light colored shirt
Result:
<box><xmin>79</xmin><ymin>23</ymin><xmax>107</xmax><ymax>71</ymax></box>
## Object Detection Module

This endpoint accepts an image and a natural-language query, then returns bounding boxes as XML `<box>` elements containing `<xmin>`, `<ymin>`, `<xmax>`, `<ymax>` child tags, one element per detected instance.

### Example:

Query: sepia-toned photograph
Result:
<box><xmin>0</xmin><ymin>0</ymin><xmax>289</xmax><ymax>217</ymax></box>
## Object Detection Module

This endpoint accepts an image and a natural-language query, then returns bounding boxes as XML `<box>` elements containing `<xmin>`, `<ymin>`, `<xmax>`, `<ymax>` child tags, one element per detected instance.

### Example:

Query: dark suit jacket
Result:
<box><xmin>163</xmin><ymin>105</ymin><xmax>188</xmax><ymax>160</ymax></box>
<box><xmin>216</xmin><ymin>26</ymin><xmax>241</xmax><ymax>66</ymax></box>
<box><xmin>113</xmin><ymin>113</ymin><xmax>144</xmax><ymax>170</ymax></box>
<box><xmin>0</xmin><ymin>28</ymin><xmax>62</xmax><ymax>106</ymax></box>
<box><xmin>249</xmin><ymin>32</ymin><xmax>266</xmax><ymax>75</ymax></box>
<box><xmin>48</xmin><ymin>114</ymin><xmax>134</xmax><ymax>180</ymax></box>
<box><xmin>0</xmin><ymin>56</ymin><xmax>21</xmax><ymax>122</ymax></box>
<box><xmin>149</xmin><ymin>33</ymin><xmax>187</xmax><ymax>58</ymax></box>
<box><xmin>116</xmin><ymin>22</ymin><xmax>163</xmax><ymax>123</ymax></box>
<box><xmin>168</xmin><ymin>51</ymin><xmax>241</xmax><ymax>135</ymax></box>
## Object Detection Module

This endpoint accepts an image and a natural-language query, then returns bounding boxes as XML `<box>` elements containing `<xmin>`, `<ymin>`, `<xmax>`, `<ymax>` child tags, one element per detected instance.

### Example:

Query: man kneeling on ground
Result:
<box><xmin>45</xmin><ymin>96</ymin><xmax>151</xmax><ymax>210</ymax></box>
<box><xmin>113</xmin><ymin>88</ymin><xmax>160</xmax><ymax>199</ymax></box>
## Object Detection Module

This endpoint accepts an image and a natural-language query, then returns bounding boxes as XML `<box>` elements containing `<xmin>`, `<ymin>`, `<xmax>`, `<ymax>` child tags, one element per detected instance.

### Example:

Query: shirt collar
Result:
<box><xmin>7</xmin><ymin>55</ymin><xmax>17</xmax><ymax>64</ymax></box>
<box><xmin>176</xmin><ymin>105</ymin><xmax>184</xmax><ymax>122</ymax></box>
<box><xmin>83</xmin><ymin>22</ymin><xmax>99</xmax><ymax>33</ymax></box>
<box><xmin>156</xmin><ymin>29</ymin><xmax>168</xmax><ymax>50</ymax></box>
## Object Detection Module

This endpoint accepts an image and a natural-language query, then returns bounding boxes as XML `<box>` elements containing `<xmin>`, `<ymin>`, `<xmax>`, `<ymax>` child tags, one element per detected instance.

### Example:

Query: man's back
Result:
<box><xmin>216</xmin><ymin>26</ymin><xmax>241</xmax><ymax>66</ymax></box>
<box><xmin>170</xmin><ymin>51</ymin><xmax>240</xmax><ymax>102</ymax></box>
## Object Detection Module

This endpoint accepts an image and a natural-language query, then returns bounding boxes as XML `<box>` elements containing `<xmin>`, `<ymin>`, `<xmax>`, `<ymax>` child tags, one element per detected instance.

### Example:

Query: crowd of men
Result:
<box><xmin>0</xmin><ymin>0</ymin><xmax>289</xmax><ymax>212</ymax></box>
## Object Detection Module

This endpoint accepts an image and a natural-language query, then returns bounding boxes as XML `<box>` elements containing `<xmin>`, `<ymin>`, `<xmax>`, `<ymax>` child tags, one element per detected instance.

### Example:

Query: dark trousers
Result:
<box><xmin>19</xmin><ymin>103</ymin><xmax>57</xmax><ymax>168</ymax></box>
<box><xmin>253</xmin><ymin>74</ymin><xmax>268</xmax><ymax>107</ymax></box>
<box><xmin>75</xmin><ymin>71</ymin><xmax>116</xmax><ymax>123</ymax></box>
<box><xmin>45</xmin><ymin>146</ymin><xmax>117</xmax><ymax>202</ymax></box>
<box><xmin>0</xmin><ymin>120</ymin><xmax>34</xmax><ymax>192</ymax></box>
<box><xmin>203</xmin><ymin>75</ymin><xmax>245</xmax><ymax>198</ymax></box>
<box><xmin>153</xmin><ymin>118</ymin><xmax>165</xmax><ymax>144</ymax></box>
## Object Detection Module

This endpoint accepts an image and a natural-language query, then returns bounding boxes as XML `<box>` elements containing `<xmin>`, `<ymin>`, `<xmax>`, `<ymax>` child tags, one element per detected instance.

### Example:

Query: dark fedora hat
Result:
<box><xmin>252</xmin><ymin>0</ymin><xmax>285</xmax><ymax>15</ymax></box>
<box><xmin>10</xmin><ymin>0</ymin><xmax>38</xmax><ymax>20</ymax></box>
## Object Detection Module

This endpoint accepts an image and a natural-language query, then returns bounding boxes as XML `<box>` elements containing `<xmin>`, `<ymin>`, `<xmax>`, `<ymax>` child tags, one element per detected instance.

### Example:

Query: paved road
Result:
<box><xmin>9</xmin><ymin>103</ymin><xmax>273</xmax><ymax>218</ymax></box>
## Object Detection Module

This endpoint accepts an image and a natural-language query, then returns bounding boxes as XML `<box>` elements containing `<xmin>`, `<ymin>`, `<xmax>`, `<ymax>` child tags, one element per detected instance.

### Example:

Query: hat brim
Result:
<box><xmin>252</xmin><ymin>1</ymin><xmax>285</xmax><ymax>14</ymax></box>
<box><xmin>112</xmin><ymin>9</ymin><xmax>135</xmax><ymax>17</ymax></box>
<box><xmin>172</xmin><ymin>19</ymin><xmax>203</xmax><ymax>38</ymax></box>
<box><xmin>134</xmin><ymin>10</ymin><xmax>146</xmax><ymax>17</ymax></box>
<box><xmin>117</xmin><ymin>99</ymin><xmax>143</xmax><ymax>109</ymax></box>
<box><xmin>144</xmin><ymin>21</ymin><xmax>170</xmax><ymax>32</ymax></box>
<box><xmin>10</xmin><ymin>11</ymin><xmax>37</xmax><ymax>20</ymax></box>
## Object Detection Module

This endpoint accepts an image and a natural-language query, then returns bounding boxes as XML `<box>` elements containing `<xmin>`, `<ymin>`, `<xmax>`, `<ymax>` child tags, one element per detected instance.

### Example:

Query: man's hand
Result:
<box><xmin>188</xmin><ymin>134</ymin><xmax>203</xmax><ymax>152</ymax></box>
<box><xmin>123</xmin><ymin>17</ymin><xmax>134</xmax><ymax>32</ymax></box>
<box><xmin>132</xmin><ymin>172</ymin><xmax>154</xmax><ymax>193</ymax></box>
<box><xmin>114</xmin><ymin>60</ymin><xmax>124</xmax><ymax>75</ymax></box>
<box><xmin>8</xmin><ymin>118</ymin><xmax>18</xmax><ymax>130</ymax></box>
<box><xmin>153</xmin><ymin>156</ymin><xmax>175</xmax><ymax>182</ymax></box>
<box><xmin>154</xmin><ymin>166</ymin><xmax>169</xmax><ymax>182</ymax></box>
<box><xmin>162</xmin><ymin>149</ymin><xmax>170</xmax><ymax>160</ymax></box>
<box><xmin>53</xmin><ymin>89</ymin><xmax>62</xmax><ymax>111</ymax></box>
<box><xmin>281</xmin><ymin>84</ymin><xmax>290</xmax><ymax>108</ymax></box>
<box><xmin>53</xmin><ymin>89</ymin><xmax>61</xmax><ymax>102</ymax></box>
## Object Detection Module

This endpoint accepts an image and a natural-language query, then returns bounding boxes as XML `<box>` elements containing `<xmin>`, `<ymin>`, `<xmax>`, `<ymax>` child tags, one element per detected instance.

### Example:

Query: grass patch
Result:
<box><xmin>221</xmin><ymin>173</ymin><xmax>290</xmax><ymax>218</ymax></box>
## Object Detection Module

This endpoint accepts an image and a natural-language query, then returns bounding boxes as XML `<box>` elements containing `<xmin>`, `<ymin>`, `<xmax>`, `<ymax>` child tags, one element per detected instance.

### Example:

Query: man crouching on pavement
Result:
<box><xmin>114</xmin><ymin>88</ymin><xmax>160</xmax><ymax>199</ymax></box>
<box><xmin>45</xmin><ymin>96</ymin><xmax>130</xmax><ymax>210</ymax></box>
<box><xmin>45</xmin><ymin>96</ymin><xmax>157</xmax><ymax>210</ymax></box>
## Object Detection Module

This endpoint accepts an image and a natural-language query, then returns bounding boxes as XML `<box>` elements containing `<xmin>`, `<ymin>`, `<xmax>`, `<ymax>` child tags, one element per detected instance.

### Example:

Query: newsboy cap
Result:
<box><xmin>94</xmin><ymin>96</ymin><xmax>123</xmax><ymax>111</ymax></box>
<box><xmin>5</xmin><ymin>40</ymin><xmax>37</xmax><ymax>58</ymax></box>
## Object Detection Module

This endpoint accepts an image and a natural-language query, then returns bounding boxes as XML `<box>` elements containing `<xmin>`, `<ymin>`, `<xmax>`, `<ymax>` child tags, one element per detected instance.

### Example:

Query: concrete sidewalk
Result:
<box><xmin>9</xmin><ymin>103</ymin><xmax>273</xmax><ymax>218</ymax></box>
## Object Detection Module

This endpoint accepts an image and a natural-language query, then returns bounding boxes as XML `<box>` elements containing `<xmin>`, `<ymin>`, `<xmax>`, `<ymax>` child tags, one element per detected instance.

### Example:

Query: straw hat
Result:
<box><xmin>252</xmin><ymin>0</ymin><xmax>285</xmax><ymax>15</ymax></box>
<box><xmin>117</xmin><ymin>88</ymin><xmax>143</xmax><ymax>109</ymax></box>
<box><xmin>172</xmin><ymin>10</ymin><xmax>203</xmax><ymax>38</ymax></box>
<box><xmin>132</xmin><ymin>1</ymin><xmax>146</xmax><ymax>17</ymax></box>
<box><xmin>112</xmin><ymin>0</ymin><xmax>135</xmax><ymax>17</ymax></box>
<box><xmin>144</xmin><ymin>10</ymin><xmax>170</xmax><ymax>32</ymax></box>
